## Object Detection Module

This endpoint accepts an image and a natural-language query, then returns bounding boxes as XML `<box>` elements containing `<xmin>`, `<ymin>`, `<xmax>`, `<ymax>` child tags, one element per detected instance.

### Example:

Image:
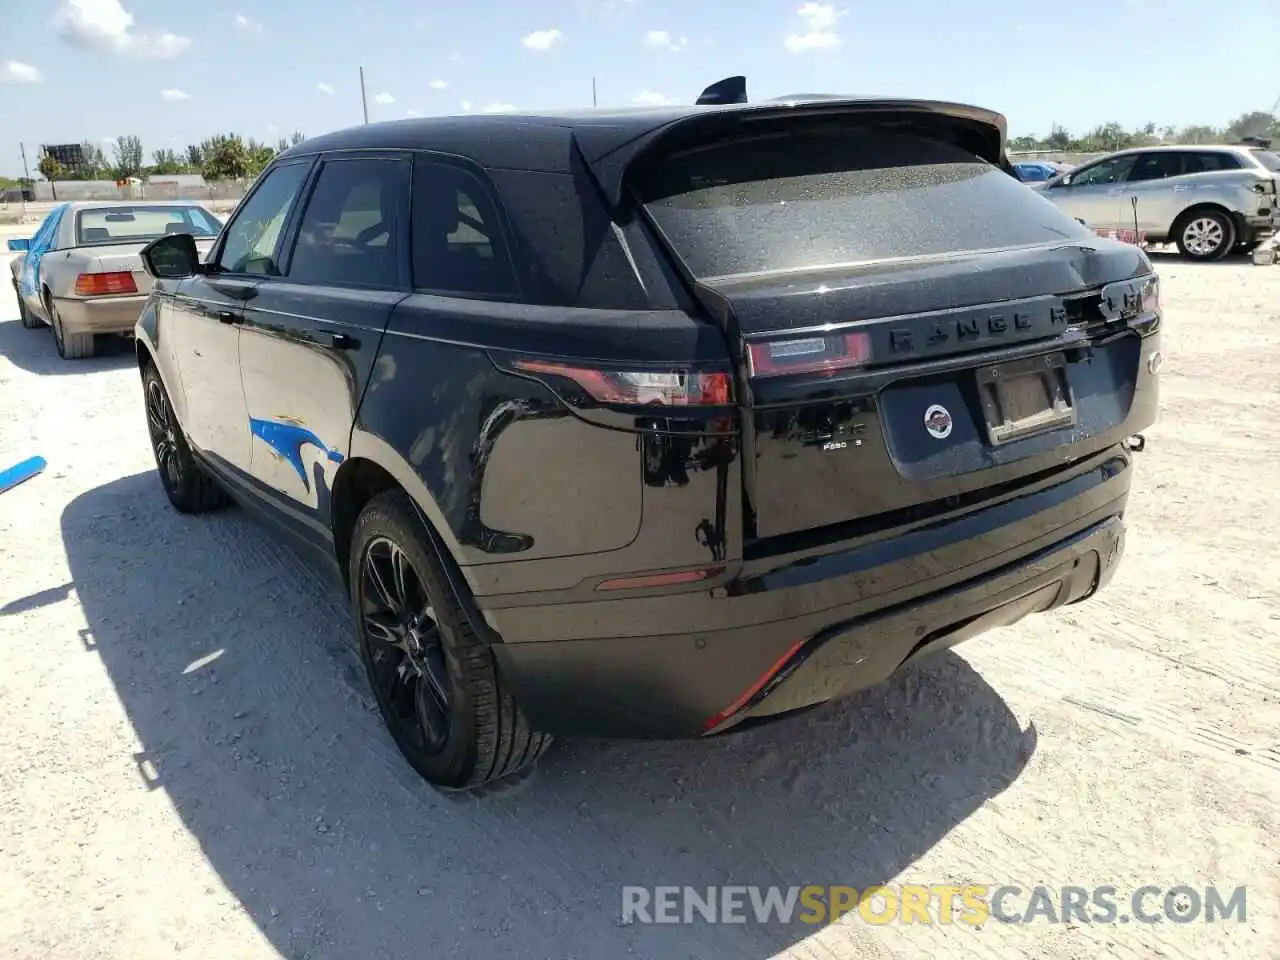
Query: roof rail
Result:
<box><xmin>695</xmin><ymin>76</ymin><xmax>748</xmax><ymax>106</ymax></box>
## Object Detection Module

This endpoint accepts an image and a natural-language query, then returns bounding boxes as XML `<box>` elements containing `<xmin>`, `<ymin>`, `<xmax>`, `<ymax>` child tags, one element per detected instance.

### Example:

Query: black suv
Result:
<box><xmin>134</xmin><ymin>92</ymin><xmax>1161</xmax><ymax>791</ymax></box>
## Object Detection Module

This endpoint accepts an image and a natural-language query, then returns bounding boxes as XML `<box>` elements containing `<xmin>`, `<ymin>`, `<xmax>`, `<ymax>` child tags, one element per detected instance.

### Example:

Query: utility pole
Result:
<box><xmin>17</xmin><ymin>142</ymin><xmax>30</xmax><ymax>214</ymax></box>
<box><xmin>592</xmin><ymin>76</ymin><xmax>597</xmax><ymax>107</ymax></box>
<box><xmin>359</xmin><ymin>66</ymin><xmax>370</xmax><ymax>124</ymax></box>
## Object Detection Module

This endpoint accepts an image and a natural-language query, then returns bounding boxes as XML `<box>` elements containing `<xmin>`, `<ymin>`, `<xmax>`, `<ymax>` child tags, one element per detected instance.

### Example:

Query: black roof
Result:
<box><xmin>278</xmin><ymin>98</ymin><xmax>1010</xmax><ymax>205</ymax></box>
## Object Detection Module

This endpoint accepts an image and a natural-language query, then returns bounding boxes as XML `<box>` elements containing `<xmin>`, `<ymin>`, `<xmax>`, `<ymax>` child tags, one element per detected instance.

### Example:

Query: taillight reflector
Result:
<box><xmin>596</xmin><ymin>567</ymin><xmax>722</xmax><ymax>592</ymax></box>
<box><xmin>747</xmin><ymin>331</ymin><xmax>871</xmax><ymax>378</ymax></box>
<box><xmin>702</xmin><ymin>639</ymin><xmax>807</xmax><ymax>732</ymax></box>
<box><xmin>74</xmin><ymin>271</ymin><xmax>138</xmax><ymax>296</ymax></box>
<box><xmin>512</xmin><ymin>358</ymin><xmax>732</xmax><ymax>406</ymax></box>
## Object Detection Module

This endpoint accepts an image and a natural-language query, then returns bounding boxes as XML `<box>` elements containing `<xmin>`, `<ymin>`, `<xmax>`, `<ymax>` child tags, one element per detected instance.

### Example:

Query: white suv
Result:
<box><xmin>1033</xmin><ymin>144</ymin><xmax>1280</xmax><ymax>260</ymax></box>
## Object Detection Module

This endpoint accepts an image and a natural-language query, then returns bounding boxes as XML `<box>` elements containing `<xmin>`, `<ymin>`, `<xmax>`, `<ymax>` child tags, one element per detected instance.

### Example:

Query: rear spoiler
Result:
<box><xmin>578</xmin><ymin>79</ymin><xmax>1015</xmax><ymax>206</ymax></box>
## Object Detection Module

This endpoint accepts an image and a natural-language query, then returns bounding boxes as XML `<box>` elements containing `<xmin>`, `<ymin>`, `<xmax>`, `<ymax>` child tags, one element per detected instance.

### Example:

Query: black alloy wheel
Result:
<box><xmin>141</xmin><ymin>363</ymin><xmax>230</xmax><ymax>513</ymax></box>
<box><xmin>358</xmin><ymin>535</ymin><xmax>454</xmax><ymax>755</ymax></box>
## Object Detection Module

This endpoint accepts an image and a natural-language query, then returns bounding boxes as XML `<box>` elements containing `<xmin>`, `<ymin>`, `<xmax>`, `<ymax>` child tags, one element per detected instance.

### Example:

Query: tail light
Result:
<box><xmin>747</xmin><ymin>331</ymin><xmax>872</xmax><ymax>378</ymax></box>
<box><xmin>1139</xmin><ymin>276</ymin><xmax>1159</xmax><ymax>314</ymax></box>
<box><xmin>74</xmin><ymin>271</ymin><xmax>138</xmax><ymax>296</ymax></box>
<box><xmin>511</xmin><ymin>358</ymin><xmax>732</xmax><ymax>406</ymax></box>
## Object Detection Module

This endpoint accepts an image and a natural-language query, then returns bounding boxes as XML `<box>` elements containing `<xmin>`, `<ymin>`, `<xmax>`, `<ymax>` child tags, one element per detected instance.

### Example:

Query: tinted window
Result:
<box><xmin>287</xmin><ymin>158</ymin><xmax>409</xmax><ymax>288</ymax></box>
<box><xmin>1128</xmin><ymin>152</ymin><xmax>1184</xmax><ymax>182</ymax></box>
<box><xmin>411</xmin><ymin>161</ymin><xmax>518</xmax><ymax>297</ymax></box>
<box><xmin>636</xmin><ymin>130</ymin><xmax>1090</xmax><ymax>279</ymax></box>
<box><xmin>1183</xmin><ymin>152</ymin><xmax>1242</xmax><ymax>174</ymax></box>
<box><xmin>1068</xmin><ymin>154</ymin><xmax>1138</xmax><ymax>187</ymax></box>
<box><xmin>75</xmin><ymin>205</ymin><xmax>221</xmax><ymax>245</ymax></box>
<box><xmin>216</xmin><ymin>162</ymin><xmax>310</xmax><ymax>275</ymax></box>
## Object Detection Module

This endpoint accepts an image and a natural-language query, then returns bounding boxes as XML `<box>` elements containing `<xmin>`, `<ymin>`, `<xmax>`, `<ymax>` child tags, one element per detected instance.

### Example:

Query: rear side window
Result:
<box><xmin>411</xmin><ymin>160</ymin><xmax>519</xmax><ymax>298</ymax></box>
<box><xmin>288</xmin><ymin>158</ymin><xmax>410</xmax><ymax>288</ymax></box>
<box><xmin>635</xmin><ymin>130</ymin><xmax>1090</xmax><ymax>279</ymax></box>
<box><xmin>1128</xmin><ymin>152</ymin><xmax>1184</xmax><ymax>181</ymax></box>
<box><xmin>1183</xmin><ymin>152</ymin><xmax>1242</xmax><ymax>173</ymax></box>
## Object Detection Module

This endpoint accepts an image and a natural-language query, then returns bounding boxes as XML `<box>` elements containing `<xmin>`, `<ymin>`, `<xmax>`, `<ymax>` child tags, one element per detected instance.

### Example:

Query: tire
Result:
<box><xmin>141</xmin><ymin>362</ymin><xmax>231</xmax><ymax>513</ymax></box>
<box><xmin>14</xmin><ymin>282</ymin><xmax>39</xmax><ymax>329</ymax></box>
<box><xmin>349</xmin><ymin>490</ymin><xmax>551</xmax><ymax>791</ymax></box>
<box><xmin>47</xmin><ymin>295</ymin><xmax>96</xmax><ymax>359</ymax></box>
<box><xmin>1173</xmin><ymin>209</ymin><xmax>1234</xmax><ymax>261</ymax></box>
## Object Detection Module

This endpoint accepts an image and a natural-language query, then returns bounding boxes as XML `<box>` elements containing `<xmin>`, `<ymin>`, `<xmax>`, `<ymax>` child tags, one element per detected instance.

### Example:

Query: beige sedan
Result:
<box><xmin>8</xmin><ymin>201</ymin><xmax>222</xmax><ymax>360</ymax></box>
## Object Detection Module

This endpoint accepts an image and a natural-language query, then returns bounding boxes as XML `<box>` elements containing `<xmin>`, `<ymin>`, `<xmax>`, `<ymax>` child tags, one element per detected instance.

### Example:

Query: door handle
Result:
<box><xmin>216</xmin><ymin>310</ymin><xmax>242</xmax><ymax>325</ymax></box>
<box><xmin>322</xmin><ymin>331</ymin><xmax>358</xmax><ymax>350</ymax></box>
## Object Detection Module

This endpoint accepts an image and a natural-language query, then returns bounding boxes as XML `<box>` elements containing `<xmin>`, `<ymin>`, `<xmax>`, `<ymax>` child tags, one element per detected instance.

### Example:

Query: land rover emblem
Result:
<box><xmin>924</xmin><ymin>404</ymin><xmax>953</xmax><ymax>439</ymax></box>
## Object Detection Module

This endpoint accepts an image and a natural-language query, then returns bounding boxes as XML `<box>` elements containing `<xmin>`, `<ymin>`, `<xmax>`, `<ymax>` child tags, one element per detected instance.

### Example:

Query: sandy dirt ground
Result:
<box><xmin>0</xmin><ymin>241</ymin><xmax>1277</xmax><ymax>960</ymax></box>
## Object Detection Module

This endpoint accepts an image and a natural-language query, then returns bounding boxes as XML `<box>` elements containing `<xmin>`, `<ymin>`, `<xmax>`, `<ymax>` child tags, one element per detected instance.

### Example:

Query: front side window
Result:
<box><xmin>411</xmin><ymin>160</ymin><xmax>519</xmax><ymax>298</ymax></box>
<box><xmin>287</xmin><ymin>158</ymin><xmax>410</xmax><ymax>288</ymax></box>
<box><xmin>1068</xmin><ymin>154</ymin><xmax>1138</xmax><ymax>187</ymax></box>
<box><xmin>75</xmin><ymin>205</ymin><xmax>222</xmax><ymax>246</ymax></box>
<box><xmin>216</xmin><ymin>162</ymin><xmax>311</xmax><ymax>275</ymax></box>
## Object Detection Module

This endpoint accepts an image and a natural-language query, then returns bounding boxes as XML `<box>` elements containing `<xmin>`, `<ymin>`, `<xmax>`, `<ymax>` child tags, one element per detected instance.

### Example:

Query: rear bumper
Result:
<box><xmin>53</xmin><ymin>295</ymin><xmax>148</xmax><ymax>335</ymax></box>
<box><xmin>489</xmin><ymin>450</ymin><xmax>1132</xmax><ymax>739</ymax></box>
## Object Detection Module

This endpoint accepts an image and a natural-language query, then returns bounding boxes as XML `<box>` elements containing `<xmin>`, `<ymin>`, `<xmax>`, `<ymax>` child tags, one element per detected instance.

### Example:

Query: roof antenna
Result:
<box><xmin>696</xmin><ymin>76</ymin><xmax>747</xmax><ymax>106</ymax></box>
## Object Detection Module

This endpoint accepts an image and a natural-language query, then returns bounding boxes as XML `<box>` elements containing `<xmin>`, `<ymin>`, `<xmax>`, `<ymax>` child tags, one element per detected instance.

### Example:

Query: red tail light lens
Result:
<box><xmin>74</xmin><ymin>271</ymin><xmax>138</xmax><ymax>296</ymax></box>
<box><xmin>747</xmin><ymin>331</ymin><xmax>872</xmax><ymax>378</ymax></box>
<box><xmin>512</xmin><ymin>358</ymin><xmax>732</xmax><ymax>406</ymax></box>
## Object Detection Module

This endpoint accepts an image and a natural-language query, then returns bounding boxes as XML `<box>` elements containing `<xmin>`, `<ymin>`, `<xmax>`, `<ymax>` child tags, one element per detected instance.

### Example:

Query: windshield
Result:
<box><xmin>75</xmin><ymin>206</ymin><xmax>222</xmax><ymax>246</ymax></box>
<box><xmin>636</xmin><ymin>129</ymin><xmax>1090</xmax><ymax>280</ymax></box>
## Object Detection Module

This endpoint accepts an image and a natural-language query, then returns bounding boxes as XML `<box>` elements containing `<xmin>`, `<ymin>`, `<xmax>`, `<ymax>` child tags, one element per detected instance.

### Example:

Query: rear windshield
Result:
<box><xmin>75</xmin><ymin>205</ymin><xmax>222</xmax><ymax>246</ymax></box>
<box><xmin>1248</xmin><ymin>149</ymin><xmax>1280</xmax><ymax>172</ymax></box>
<box><xmin>636</xmin><ymin>129</ymin><xmax>1090</xmax><ymax>279</ymax></box>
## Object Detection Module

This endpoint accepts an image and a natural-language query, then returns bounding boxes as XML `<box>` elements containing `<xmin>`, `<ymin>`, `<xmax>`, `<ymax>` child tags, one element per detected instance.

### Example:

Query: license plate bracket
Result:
<box><xmin>976</xmin><ymin>353</ymin><xmax>1076</xmax><ymax>447</ymax></box>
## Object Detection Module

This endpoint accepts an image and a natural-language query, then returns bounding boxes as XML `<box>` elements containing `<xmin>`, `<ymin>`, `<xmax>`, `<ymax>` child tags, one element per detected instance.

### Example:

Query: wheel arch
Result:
<box><xmin>1169</xmin><ymin>202</ymin><xmax>1235</xmax><ymax>239</ymax></box>
<box><xmin>331</xmin><ymin>438</ymin><xmax>497</xmax><ymax>644</ymax></box>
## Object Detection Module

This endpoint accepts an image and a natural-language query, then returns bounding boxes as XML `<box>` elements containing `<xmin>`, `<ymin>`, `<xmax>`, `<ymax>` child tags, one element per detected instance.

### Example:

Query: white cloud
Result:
<box><xmin>405</xmin><ymin>109</ymin><xmax>421</xmax><ymax>117</ymax></box>
<box><xmin>644</xmin><ymin>29</ymin><xmax>687</xmax><ymax>51</ymax></box>
<box><xmin>374</xmin><ymin>91</ymin><xmax>395</xmax><ymax>105</ymax></box>
<box><xmin>480</xmin><ymin>103</ymin><xmax>517</xmax><ymax>113</ymax></box>
<box><xmin>521</xmin><ymin>28</ymin><xmax>563</xmax><ymax>50</ymax></box>
<box><xmin>0</xmin><ymin>61</ymin><xmax>43</xmax><ymax>83</ymax></box>
<box><xmin>632</xmin><ymin>90</ymin><xmax>678</xmax><ymax>107</ymax></box>
<box><xmin>232</xmin><ymin>14</ymin><xmax>262</xmax><ymax>33</ymax></box>
<box><xmin>316</xmin><ymin>82</ymin><xmax>335</xmax><ymax>95</ymax></box>
<box><xmin>160</xmin><ymin>87</ymin><xmax>190</xmax><ymax>101</ymax></box>
<box><xmin>428</xmin><ymin>79</ymin><xmax>449</xmax><ymax>89</ymax></box>
<box><xmin>783</xmin><ymin>2</ymin><xmax>841</xmax><ymax>53</ymax></box>
<box><xmin>460</xmin><ymin>99</ymin><xmax>473</xmax><ymax>113</ymax></box>
<box><xmin>54</xmin><ymin>0</ymin><xmax>191</xmax><ymax>58</ymax></box>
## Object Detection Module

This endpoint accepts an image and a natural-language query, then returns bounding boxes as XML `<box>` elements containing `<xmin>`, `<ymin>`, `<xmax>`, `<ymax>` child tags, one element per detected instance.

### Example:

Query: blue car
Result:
<box><xmin>1013</xmin><ymin>161</ymin><xmax>1067</xmax><ymax>182</ymax></box>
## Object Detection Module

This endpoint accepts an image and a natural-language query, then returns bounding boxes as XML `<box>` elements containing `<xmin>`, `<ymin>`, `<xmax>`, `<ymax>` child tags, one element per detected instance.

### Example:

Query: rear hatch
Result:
<box><xmin>628</xmin><ymin>111</ymin><xmax>1157</xmax><ymax>546</ymax></box>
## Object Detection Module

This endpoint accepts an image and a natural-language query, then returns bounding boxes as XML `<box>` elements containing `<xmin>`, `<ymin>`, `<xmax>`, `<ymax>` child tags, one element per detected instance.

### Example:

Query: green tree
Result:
<box><xmin>202</xmin><ymin>134</ymin><xmax>252</xmax><ymax>180</ymax></box>
<box><xmin>185</xmin><ymin>143</ymin><xmax>206</xmax><ymax>170</ymax></box>
<box><xmin>113</xmin><ymin>134</ymin><xmax>144</xmax><ymax>179</ymax></box>
<box><xmin>151</xmin><ymin>149</ymin><xmax>187</xmax><ymax>175</ymax></box>
<box><xmin>37</xmin><ymin>154</ymin><xmax>65</xmax><ymax>182</ymax></box>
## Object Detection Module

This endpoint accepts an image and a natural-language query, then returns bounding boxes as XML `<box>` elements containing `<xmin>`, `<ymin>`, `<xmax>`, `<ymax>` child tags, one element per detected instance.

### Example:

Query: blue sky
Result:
<box><xmin>0</xmin><ymin>0</ymin><xmax>1275</xmax><ymax>176</ymax></box>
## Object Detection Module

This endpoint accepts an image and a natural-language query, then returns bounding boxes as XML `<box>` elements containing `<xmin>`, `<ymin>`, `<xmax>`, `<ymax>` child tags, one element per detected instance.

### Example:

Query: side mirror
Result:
<box><xmin>140</xmin><ymin>232</ymin><xmax>202</xmax><ymax>280</ymax></box>
<box><xmin>7</xmin><ymin>238</ymin><xmax>30</xmax><ymax>252</ymax></box>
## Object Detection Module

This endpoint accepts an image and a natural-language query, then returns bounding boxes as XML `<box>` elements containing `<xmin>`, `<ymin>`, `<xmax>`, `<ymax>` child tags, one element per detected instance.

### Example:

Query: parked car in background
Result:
<box><xmin>1032</xmin><ymin>144</ymin><xmax>1280</xmax><ymax>260</ymax></box>
<box><xmin>132</xmin><ymin>88</ymin><xmax>1159</xmax><ymax>792</ymax></box>
<box><xmin>7</xmin><ymin>201</ymin><xmax>223</xmax><ymax>359</ymax></box>
<box><xmin>1013</xmin><ymin>160</ymin><xmax>1069</xmax><ymax>182</ymax></box>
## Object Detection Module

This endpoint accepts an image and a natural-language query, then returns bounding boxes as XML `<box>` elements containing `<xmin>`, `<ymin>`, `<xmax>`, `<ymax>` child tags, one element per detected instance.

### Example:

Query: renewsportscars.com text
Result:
<box><xmin>620</xmin><ymin>884</ymin><xmax>1247</xmax><ymax>926</ymax></box>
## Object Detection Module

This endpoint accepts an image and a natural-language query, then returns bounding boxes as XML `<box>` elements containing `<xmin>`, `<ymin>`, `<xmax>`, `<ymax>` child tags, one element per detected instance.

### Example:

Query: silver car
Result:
<box><xmin>8</xmin><ymin>201</ymin><xmax>222</xmax><ymax>360</ymax></box>
<box><xmin>1032</xmin><ymin>144</ymin><xmax>1280</xmax><ymax>260</ymax></box>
